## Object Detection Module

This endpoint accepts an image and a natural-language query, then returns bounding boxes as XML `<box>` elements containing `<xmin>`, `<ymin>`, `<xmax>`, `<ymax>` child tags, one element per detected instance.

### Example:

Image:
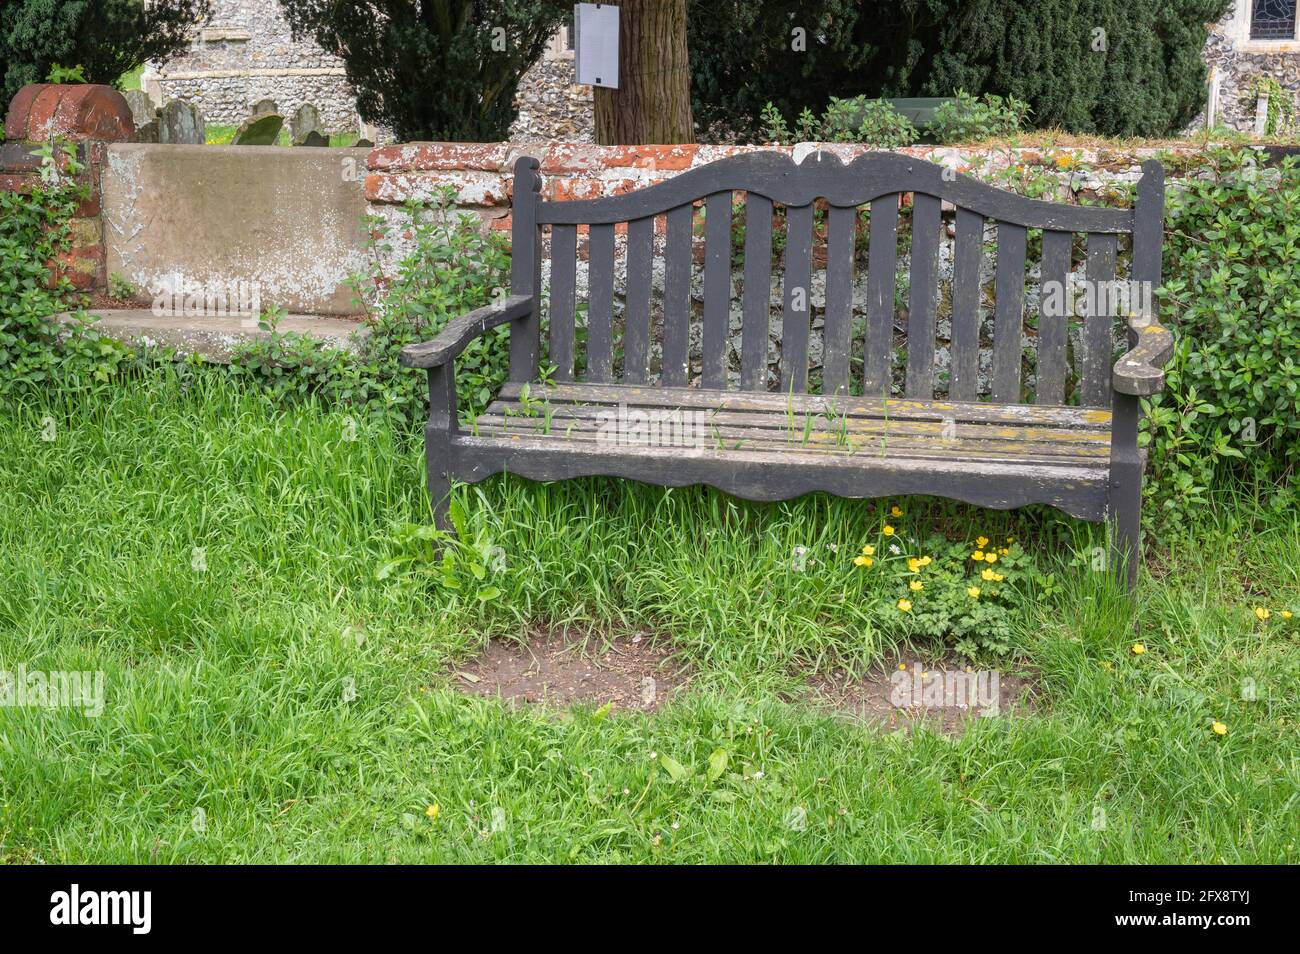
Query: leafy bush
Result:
<box><xmin>1149</xmin><ymin>149</ymin><xmax>1300</xmax><ymax>532</ymax></box>
<box><xmin>232</xmin><ymin>188</ymin><xmax>512</xmax><ymax>426</ymax></box>
<box><xmin>760</xmin><ymin>96</ymin><xmax>917</xmax><ymax>147</ymax></box>
<box><xmin>0</xmin><ymin>140</ymin><xmax>133</xmax><ymax>397</ymax></box>
<box><xmin>929</xmin><ymin>90</ymin><xmax>1029</xmax><ymax>144</ymax></box>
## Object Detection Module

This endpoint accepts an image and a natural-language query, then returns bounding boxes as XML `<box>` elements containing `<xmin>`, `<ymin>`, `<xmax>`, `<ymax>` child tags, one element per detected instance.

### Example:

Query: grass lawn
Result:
<box><xmin>0</xmin><ymin>373</ymin><xmax>1296</xmax><ymax>863</ymax></box>
<box><xmin>204</xmin><ymin>123</ymin><xmax>361</xmax><ymax>147</ymax></box>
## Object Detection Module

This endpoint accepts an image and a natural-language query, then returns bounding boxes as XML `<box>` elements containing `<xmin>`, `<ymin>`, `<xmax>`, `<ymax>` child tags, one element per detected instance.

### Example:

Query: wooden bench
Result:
<box><xmin>401</xmin><ymin>152</ymin><xmax>1171</xmax><ymax>590</ymax></box>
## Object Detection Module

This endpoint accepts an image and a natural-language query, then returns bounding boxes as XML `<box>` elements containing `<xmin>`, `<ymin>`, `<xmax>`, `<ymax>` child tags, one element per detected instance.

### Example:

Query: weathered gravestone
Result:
<box><xmin>233</xmin><ymin>111</ymin><xmax>284</xmax><ymax>145</ymax></box>
<box><xmin>297</xmin><ymin>130</ymin><xmax>329</xmax><ymax>147</ymax></box>
<box><xmin>252</xmin><ymin>98</ymin><xmax>278</xmax><ymax>115</ymax></box>
<box><xmin>123</xmin><ymin>90</ymin><xmax>156</xmax><ymax>129</ymax></box>
<box><xmin>290</xmin><ymin>103</ymin><xmax>322</xmax><ymax>143</ymax></box>
<box><xmin>159</xmin><ymin>99</ymin><xmax>205</xmax><ymax>145</ymax></box>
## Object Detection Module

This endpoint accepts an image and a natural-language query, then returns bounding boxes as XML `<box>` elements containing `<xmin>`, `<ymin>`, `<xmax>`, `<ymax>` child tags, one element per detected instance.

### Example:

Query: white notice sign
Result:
<box><xmin>574</xmin><ymin>3</ymin><xmax>619</xmax><ymax>89</ymax></box>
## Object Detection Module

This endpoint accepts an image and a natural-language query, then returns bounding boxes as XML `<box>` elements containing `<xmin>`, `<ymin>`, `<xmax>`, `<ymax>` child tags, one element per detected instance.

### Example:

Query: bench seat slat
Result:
<box><xmin>496</xmin><ymin>381</ymin><xmax>1113</xmax><ymax>429</ymax></box>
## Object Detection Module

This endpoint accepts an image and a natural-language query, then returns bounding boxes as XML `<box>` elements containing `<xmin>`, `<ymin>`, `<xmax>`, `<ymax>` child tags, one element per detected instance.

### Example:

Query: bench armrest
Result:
<box><xmin>399</xmin><ymin>295</ymin><xmax>533</xmax><ymax>369</ymax></box>
<box><xmin>1113</xmin><ymin>315</ymin><xmax>1174</xmax><ymax>397</ymax></box>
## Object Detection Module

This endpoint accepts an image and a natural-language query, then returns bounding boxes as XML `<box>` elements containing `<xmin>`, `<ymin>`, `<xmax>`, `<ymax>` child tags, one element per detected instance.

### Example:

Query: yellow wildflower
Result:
<box><xmin>909</xmin><ymin>579</ymin><xmax>924</xmax><ymax>591</ymax></box>
<box><xmin>998</xmin><ymin>547</ymin><xmax>1009</xmax><ymax>556</ymax></box>
<box><xmin>976</xmin><ymin>536</ymin><xmax>989</xmax><ymax>548</ymax></box>
<box><xmin>426</xmin><ymin>803</ymin><xmax>440</xmax><ymax>819</ymax></box>
<box><xmin>854</xmin><ymin>555</ymin><xmax>873</xmax><ymax>567</ymax></box>
<box><xmin>861</xmin><ymin>544</ymin><xmax>876</xmax><ymax>556</ymax></box>
<box><xmin>1282</xmin><ymin>610</ymin><xmax>1293</xmax><ymax>620</ymax></box>
<box><xmin>883</xmin><ymin>525</ymin><xmax>895</xmax><ymax>536</ymax></box>
<box><xmin>981</xmin><ymin>568</ymin><xmax>996</xmax><ymax>581</ymax></box>
<box><xmin>1212</xmin><ymin>721</ymin><xmax>1228</xmax><ymax>736</ymax></box>
<box><xmin>897</xmin><ymin>663</ymin><xmax>907</xmax><ymax>671</ymax></box>
<box><xmin>891</xmin><ymin>505</ymin><xmax>904</xmax><ymax>517</ymax></box>
<box><xmin>967</xmin><ymin>586</ymin><xmax>981</xmax><ymax>599</ymax></box>
<box><xmin>897</xmin><ymin>599</ymin><xmax>912</xmax><ymax>612</ymax></box>
<box><xmin>972</xmin><ymin>550</ymin><xmax>985</xmax><ymax>561</ymax></box>
<box><xmin>919</xmin><ymin>555</ymin><xmax>932</xmax><ymax>566</ymax></box>
<box><xmin>1131</xmin><ymin>643</ymin><xmax>1146</xmax><ymax>655</ymax></box>
<box><xmin>984</xmin><ymin>552</ymin><xmax>998</xmax><ymax>564</ymax></box>
<box><xmin>993</xmin><ymin>572</ymin><xmax>1004</xmax><ymax>582</ymax></box>
<box><xmin>1255</xmin><ymin>607</ymin><xmax>1271</xmax><ymax>621</ymax></box>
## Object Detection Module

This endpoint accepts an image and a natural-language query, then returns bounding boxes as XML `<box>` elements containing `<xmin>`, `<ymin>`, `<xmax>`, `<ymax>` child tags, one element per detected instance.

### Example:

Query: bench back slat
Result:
<box><xmin>1036</xmin><ymin>229</ymin><xmax>1073</xmax><ymax>405</ymax></box>
<box><xmin>906</xmin><ymin>194</ymin><xmax>941</xmax><ymax>398</ymax></box>
<box><xmin>623</xmin><ymin>216</ymin><xmax>654</xmax><ymax>384</ymax></box>
<box><xmin>991</xmin><ymin>222</ymin><xmax>1028</xmax><ymax>403</ymax></box>
<box><xmin>548</xmin><ymin>222</ymin><xmax>577</xmax><ymax>381</ymax></box>
<box><xmin>1081</xmin><ymin>232</ymin><xmax>1119</xmax><ymax>408</ymax></box>
<box><xmin>822</xmin><ymin>204</ymin><xmax>856</xmax><ymax>396</ymax></box>
<box><xmin>781</xmin><ymin>203</ymin><xmax>814</xmax><ymax>392</ymax></box>
<box><xmin>702</xmin><ymin>191</ymin><xmax>733</xmax><ymax>390</ymax></box>
<box><xmin>661</xmin><ymin>204</ymin><xmax>693</xmax><ymax>387</ymax></box>
<box><xmin>948</xmin><ymin>207</ymin><xmax>984</xmax><ymax>402</ymax></box>
<box><xmin>512</xmin><ymin>151</ymin><xmax>1156</xmax><ymax>410</ymax></box>
<box><xmin>585</xmin><ymin>222</ymin><xmax>615</xmax><ymax>383</ymax></box>
<box><xmin>862</xmin><ymin>195</ymin><xmax>899</xmax><ymax>397</ymax></box>
<box><xmin>740</xmin><ymin>193</ymin><xmax>774</xmax><ymax>390</ymax></box>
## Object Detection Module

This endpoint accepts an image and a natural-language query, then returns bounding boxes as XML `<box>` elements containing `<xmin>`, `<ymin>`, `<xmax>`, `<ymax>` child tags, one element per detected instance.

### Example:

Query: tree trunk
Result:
<box><xmin>593</xmin><ymin>0</ymin><xmax>694</xmax><ymax>145</ymax></box>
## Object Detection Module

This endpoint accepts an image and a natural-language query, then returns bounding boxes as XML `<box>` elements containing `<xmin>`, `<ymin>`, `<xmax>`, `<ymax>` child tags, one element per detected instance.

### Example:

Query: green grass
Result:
<box><xmin>204</xmin><ymin>123</ymin><xmax>361</xmax><ymax>147</ymax></box>
<box><xmin>0</xmin><ymin>372</ymin><xmax>1296</xmax><ymax>862</ymax></box>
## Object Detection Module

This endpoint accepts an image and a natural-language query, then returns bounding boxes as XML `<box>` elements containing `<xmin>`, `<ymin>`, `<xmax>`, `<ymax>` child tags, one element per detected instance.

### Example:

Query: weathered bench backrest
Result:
<box><xmin>507</xmin><ymin>151</ymin><xmax>1164</xmax><ymax>409</ymax></box>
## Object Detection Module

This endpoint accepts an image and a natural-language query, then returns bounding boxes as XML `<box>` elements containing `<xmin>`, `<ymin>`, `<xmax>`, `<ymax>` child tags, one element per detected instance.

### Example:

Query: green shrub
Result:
<box><xmin>231</xmin><ymin>188</ymin><xmax>512</xmax><ymax>427</ymax></box>
<box><xmin>1149</xmin><ymin>149</ymin><xmax>1300</xmax><ymax>532</ymax></box>
<box><xmin>0</xmin><ymin>139</ymin><xmax>133</xmax><ymax>398</ymax></box>
<box><xmin>760</xmin><ymin>96</ymin><xmax>918</xmax><ymax>147</ymax></box>
<box><xmin>929</xmin><ymin>90</ymin><xmax>1029</xmax><ymax>144</ymax></box>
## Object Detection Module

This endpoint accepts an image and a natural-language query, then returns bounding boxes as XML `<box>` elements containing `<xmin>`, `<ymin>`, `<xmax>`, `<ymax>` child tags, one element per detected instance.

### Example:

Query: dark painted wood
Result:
<box><xmin>1081</xmin><ymin>232</ymin><xmax>1118</xmax><ymax>408</ymax></box>
<box><xmin>740</xmin><ymin>193</ymin><xmax>774</xmax><ymax>391</ymax></box>
<box><xmin>661</xmin><ymin>204</ymin><xmax>692</xmax><ymax>387</ymax></box>
<box><xmin>949</xmin><ymin>208</ymin><xmax>983</xmax><ymax>401</ymax></box>
<box><xmin>863</xmin><ymin>196</ymin><xmax>898</xmax><ymax>396</ymax></box>
<box><xmin>508</xmin><ymin>156</ymin><xmax>542</xmax><ymax>382</ymax></box>
<box><xmin>702</xmin><ymin>191</ymin><xmax>733</xmax><ymax>389</ymax></box>
<box><xmin>1037</xmin><ymin>229</ymin><xmax>1072</xmax><ymax>405</ymax></box>
<box><xmin>822</xmin><ymin>205</ymin><xmax>856</xmax><ymax>395</ymax></box>
<box><xmin>548</xmin><ymin>224</ymin><xmax>577</xmax><ymax>381</ymax></box>
<box><xmin>781</xmin><ymin>203</ymin><xmax>814</xmax><ymax>392</ymax></box>
<box><xmin>585</xmin><ymin>222</ymin><xmax>615</xmax><ymax>383</ymax></box>
<box><xmin>539</xmin><ymin>151</ymin><xmax>1132</xmax><ymax>234</ymax></box>
<box><xmin>623</xmin><ymin>216</ymin><xmax>654</xmax><ymax>384</ymax></box>
<box><xmin>991</xmin><ymin>222</ymin><xmax>1027</xmax><ymax>404</ymax></box>
<box><xmin>406</xmin><ymin>152</ymin><xmax>1170</xmax><ymax>595</ymax></box>
<box><xmin>906</xmin><ymin>193</ymin><xmax>940</xmax><ymax>398</ymax></box>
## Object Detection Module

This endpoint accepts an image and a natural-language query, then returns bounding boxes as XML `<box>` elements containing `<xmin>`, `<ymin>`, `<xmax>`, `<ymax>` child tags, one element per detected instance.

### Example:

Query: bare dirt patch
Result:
<box><xmin>452</xmin><ymin>626</ymin><xmax>691</xmax><ymax>713</ymax></box>
<box><xmin>803</xmin><ymin>654</ymin><xmax>1039</xmax><ymax>736</ymax></box>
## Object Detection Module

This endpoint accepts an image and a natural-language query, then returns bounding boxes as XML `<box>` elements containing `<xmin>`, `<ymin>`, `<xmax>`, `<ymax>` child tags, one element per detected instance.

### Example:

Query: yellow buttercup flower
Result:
<box><xmin>984</xmin><ymin>552</ymin><xmax>998</xmax><ymax>563</ymax></box>
<box><xmin>1255</xmin><ymin>607</ymin><xmax>1271</xmax><ymax>621</ymax></box>
<box><xmin>907</xmin><ymin>557</ymin><xmax>921</xmax><ymax>572</ymax></box>
<box><xmin>1131</xmin><ymin>643</ymin><xmax>1146</xmax><ymax>655</ymax></box>
<box><xmin>426</xmin><ymin>803</ymin><xmax>440</xmax><ymax>819</ymax></box>
<box><xmin>883</xmin><ymin>525</ymin><xmax>895</xmax><ymax>536</ymax></box>
<box><xmin>1282</xmin><ymin>610</ymin><xmax>1294</xmax><ymax>620</ymax></box>
<box><xmin>976</xmin><ymin>536</ymin><xmax>989</xmax><ymax>548</ymax></box>
<box><xmin>1212</xmin><ymin>721</ymin><xmax>1228</xmax><ymax>736</ymax></box>
<box><xmin>981</xmin><ymin>568</ymin><xmax>996</xmax><ymax>581</ymax></box>
<box><xmin>967</xmin><ymin>586</ymin><xmax>981</xmax><ymax>599</ymax></box>
<box><xmin>972</xmin><ymin>550</ymin><xmax>985</xmax><ymax>561</ymax></box>
<box><xmin>998</xmin><ymin>547</ymin><xmax>1009</xmax><ymax>556</ymax></box>
<box><xmin>897</xmin><ymin>663</ymin><xmax>907</xmax><ymax>671</ymax></box>
<box><xmin>919</xmin><ymin>555</ymin><xmax>932</xmax><ymax>566</ymax></box>
<box><xmin>897</xmin><ymin>599</ymin><xmax>912</xmax><ymax>612</ymax></box>
<box><xmin>891</xmin><ymin>505</ymin><xmax>904</xmax><ymax>517</ymax></box>
<box><xmin>909</xmin><ymin>579</ymin><xmax>924</xmax><ymax>591</ymax></box>
<box><xmin>993</xmin><ymin>572</ymin><xmax>1004</xmax><ymax>582</ymax></box>
<box><xmin>861</xmin><ymin>545</ymin><xmax>876</xmax><ymax>556</ymax></box>
<box><xmin>854</xmin><ymin>555</ymin><xmax>873</xmax><ymax>567</ymax></box>
<box><xmin>1006</xmin><ymin>536</ymin><xmax>1015</xmax><ymax>544</ymax></box>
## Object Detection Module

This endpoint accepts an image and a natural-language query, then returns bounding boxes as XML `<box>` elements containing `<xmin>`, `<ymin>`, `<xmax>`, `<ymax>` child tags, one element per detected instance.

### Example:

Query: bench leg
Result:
<box><xmin>425</xmin><ymin>422</ymin><xmax>454</xmax><ymax>535</ymax></box>
<box><xmin>1109</xmin><ymin>462</ymin><xmax>1141</xmax><ymax>593</ymax></box>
